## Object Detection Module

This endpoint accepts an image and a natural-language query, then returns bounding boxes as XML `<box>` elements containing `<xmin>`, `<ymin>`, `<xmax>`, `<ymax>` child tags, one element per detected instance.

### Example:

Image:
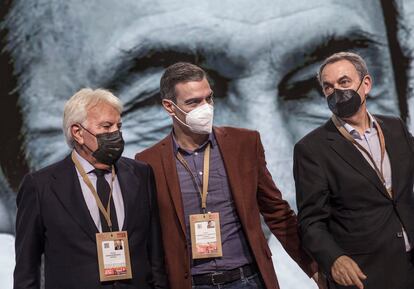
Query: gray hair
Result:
<box><xmin>317</xmin><ymin>52</ymin><xmax>369</xmax><ymax>85</ymax></box>
<box><xmin>63</xmin><ymin>88</ymin><xmax>123</xmax><ymax>147</ymax></box>
<box><xmin>160</xmin><ymin>62</ymin><xmax>207</xmax><ymax>101</ymax></box>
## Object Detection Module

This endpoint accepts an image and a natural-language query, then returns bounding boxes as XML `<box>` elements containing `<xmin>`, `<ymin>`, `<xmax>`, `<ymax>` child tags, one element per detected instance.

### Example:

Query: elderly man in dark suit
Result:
<box><xmin>294</xmin><ymin>52</ymin><xmax>414</xmax><ymax>289</ymax></box>
<box><xmin>14</xmin><ymin>88</ymin><xmax>168</xmax><ymax>289</ymax></box>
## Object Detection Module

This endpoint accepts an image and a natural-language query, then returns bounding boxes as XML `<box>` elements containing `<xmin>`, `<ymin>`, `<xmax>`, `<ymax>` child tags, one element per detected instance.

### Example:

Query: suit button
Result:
<box><xmin>397</xmin><ymin>232</ymin><xmax>403</xmax><ymax>238</ymax></box>
<box><xmin>184</xmin><ymin>272</ymin><xmax>189</xmax><ymax>279</ymax></box>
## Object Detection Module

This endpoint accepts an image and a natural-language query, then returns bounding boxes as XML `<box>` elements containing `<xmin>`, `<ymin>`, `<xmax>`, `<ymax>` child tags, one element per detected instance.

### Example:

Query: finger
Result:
<box><xmin>332</xmin><ymin>271</ymin><xmax>345</xmax><ymax>285</ymax></box>
<box><xmin>332</xmin><ymin>272</ymin><xmax>345</xmax><ymax>286</ymax></box>
<box><xmin>348</xmin><ymin>270</ymin><xmax>364</xmax><ymax>289</ymax></box>
<box><xmin>351</xmin><ymin>262</ymin><xmax>367</xmax><ymax>279</ymax></box>
<box><xmin>342</xmin><ymin>274</ymin><xmax>354</xmax><ymax>286</ymax></box>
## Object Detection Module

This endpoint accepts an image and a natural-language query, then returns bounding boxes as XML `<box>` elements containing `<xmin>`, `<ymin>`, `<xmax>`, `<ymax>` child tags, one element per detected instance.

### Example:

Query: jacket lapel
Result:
<box><xmin>377</xmin><ymin>117</ymin><xmax>402</xmax><ymax>200</ymax></box>
<box><xmin>51</xmin><ymin>155</ymin><xmax>98</xmax><ymax>241</ymax></box>
<box><xmin>160</xmin><ymin>135</ymin><xmax>187</xmax><ymax>237</ymax></box>
<box><xmin>325</xmin><ymin>120</ymin><xmax>391</xmax><ymax>200</ymax></box>
<box><xmin>115</xmin><ymin>158</ymin><xmax>140</xmax><ymax>232</ymax></box>
<box><xmin>213</xmin><ymin>127</ymin><xmax>247</xmax><ymax>222</ymax></box>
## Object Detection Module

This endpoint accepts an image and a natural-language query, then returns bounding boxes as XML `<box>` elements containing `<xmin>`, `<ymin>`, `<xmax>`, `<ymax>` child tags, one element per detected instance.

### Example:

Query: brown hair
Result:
<box><xmin>160</xmin><ymin>62</ymin><xmax>207</xmax><ymax>101</ymax></box>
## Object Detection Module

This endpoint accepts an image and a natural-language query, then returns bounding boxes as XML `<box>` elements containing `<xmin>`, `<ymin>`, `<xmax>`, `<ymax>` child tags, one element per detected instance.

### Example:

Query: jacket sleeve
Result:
<box><xmin>293</xmin><ymin>141</ymin><xmax>345</xmax><ymax>275</ymax></box>
<box><xmin>255</xmin><ymin>132</ymin><xmax>317</xmax><ymax>277</ymax></box>
<box><xmin>14</xmin><ymin>174</ymin><xmax>44</xmax><ymax>289</ymax></box>
<box><xmin>399</xmin><ymin>117</ymin><xmax>414</xmax><ymax>153</ymax></box>
<box><xmin>146</xmin><ymin>165</ymin><xmax>170</xmax><ymax>289</ymax></box>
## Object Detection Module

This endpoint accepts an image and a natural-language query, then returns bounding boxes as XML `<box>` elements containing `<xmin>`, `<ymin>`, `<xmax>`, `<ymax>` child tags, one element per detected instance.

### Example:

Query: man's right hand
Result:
<box><xmin>331</xmin><ymin>255</ymin><xmax>367</xmax><ymax>289</ymax></box>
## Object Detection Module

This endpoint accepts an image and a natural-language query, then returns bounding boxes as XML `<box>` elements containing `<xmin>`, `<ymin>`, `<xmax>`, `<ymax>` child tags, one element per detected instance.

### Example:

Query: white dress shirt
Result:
<box><xmin>73</xmin><ymin>150</ymin><xmax>125</xmax><ymax>232</ymax></box>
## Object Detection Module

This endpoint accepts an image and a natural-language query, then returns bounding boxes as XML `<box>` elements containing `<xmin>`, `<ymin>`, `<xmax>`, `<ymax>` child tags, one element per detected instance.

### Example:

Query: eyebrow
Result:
<box><xmin>337</xmin><ymin>75</ymin><xmax>351</xmax><ymax>82</ymax></box>
<box><xmin>99</xmin><ymin>47</ymin><xmax>209</xmax><ymax>115</ymax></box>
<box><xmin>101</xmin><ymin>43</ymin><xmax>230</xmax><ymax>116</ymax></box>
<box><xmin>278</xmin><ymin>29</ymin><xmax>379</xmax><ymax>94</ymax></box>
<box><xmin>307</xmin><ymin>29</ymin><xmax>380</xmax><ymax>64</ymax></box>
<box><xmin>103</xmin><ymin>48</ymin><xmax>205</xmax><ymax>89</ymax></box>
<box><xmin>322</xmin><ymin>75</ymin><xmax>350</xmax><ymax>85</ymax></box>
<box><xmin>183</xmin><ymin>92</ymin><xmax>214</xmax><ymax>104</ymax></box>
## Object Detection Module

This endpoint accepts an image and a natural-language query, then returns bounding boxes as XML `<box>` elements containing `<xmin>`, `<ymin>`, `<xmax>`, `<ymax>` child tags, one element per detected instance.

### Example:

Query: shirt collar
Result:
<box><xmin>172</xmin><ymin>131</ymin><xmax>215</xmax><ymax>155</ymax></box>
<box><xmin>340</xmin><ymin>111</ymin><xmax>376</xmax><ymax>139</ymax></box>
<box><xmin>73</xmin><ymin>149</ymin><xmax>98</xmax><ymax>175</ymax></box>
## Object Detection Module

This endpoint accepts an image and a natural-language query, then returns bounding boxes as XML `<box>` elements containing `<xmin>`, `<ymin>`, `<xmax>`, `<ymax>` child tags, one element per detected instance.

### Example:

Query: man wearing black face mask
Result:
<box><xmin>294</xmin><ymin>52</ymin><xmax>414</xmax><ymax>289</ymax></box>
<box><xmin>14</xmin><ymin>88</ymin><xmax>168</xmax><ymax>289</ymax></box>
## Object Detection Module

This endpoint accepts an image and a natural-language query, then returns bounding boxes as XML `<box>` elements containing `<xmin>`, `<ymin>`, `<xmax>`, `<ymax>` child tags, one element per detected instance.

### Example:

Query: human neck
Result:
<box><xmin>172</xmin><ymin>122</ymin><xmax>209</xmax><ymax>151</ymax></box>
<box><xmin>342</xmin><ymin>106</ymin><xmax>370</xmax><ymax>136</ymax></box>
<box><xmin>73</xmin><ymin>145</ymin><xmax>110</xmax><ymax>170</ymax></box>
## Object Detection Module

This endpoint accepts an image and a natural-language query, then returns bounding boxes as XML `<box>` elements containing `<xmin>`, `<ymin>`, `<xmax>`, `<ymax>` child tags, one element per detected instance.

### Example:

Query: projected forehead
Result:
<box><xmin>6</xmin><ymin>0</ymin><xmax>397</xmax><ymax>171</ymax></box>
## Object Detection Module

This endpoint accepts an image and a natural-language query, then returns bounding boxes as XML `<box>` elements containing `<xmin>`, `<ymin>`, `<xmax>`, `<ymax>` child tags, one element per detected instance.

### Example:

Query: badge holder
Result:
<box><xmin>190</xmin><ymin>212</ymin><xmax>223</xmax><ymax>259</ymax></box>
<box><xmin>96</xmin><ymin>231</ymin><xmax>132</xmax><ymax>281</ymax></box>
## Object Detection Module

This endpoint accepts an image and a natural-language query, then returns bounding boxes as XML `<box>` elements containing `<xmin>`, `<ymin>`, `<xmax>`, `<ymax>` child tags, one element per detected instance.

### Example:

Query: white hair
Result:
<box><xmin>63</xmin><ymin>88</ymin><xmax>123</xmax><ymax>147</ymax></box>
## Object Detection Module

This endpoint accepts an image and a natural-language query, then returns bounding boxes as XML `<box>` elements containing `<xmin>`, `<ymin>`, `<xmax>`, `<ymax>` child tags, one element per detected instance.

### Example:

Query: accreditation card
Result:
<box><xmin>190</xmin><ymin>212</ymin><xmax>223</xmax><ymax>259</ymax></box>
<box><xmin>96</xmin><ymin>231</ymin><xmax>132</xmax><ymax>281</ymax></box>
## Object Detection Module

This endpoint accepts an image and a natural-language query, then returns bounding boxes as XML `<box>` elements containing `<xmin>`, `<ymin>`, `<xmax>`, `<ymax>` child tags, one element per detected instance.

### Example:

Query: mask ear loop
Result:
<box><xmin>78</xmin><ymin>123</ymin><xmax>97</xmax><ymax>137</ymax></box>
<box><xmin>355</xmin><ymin>75</ymin><xmax>365</xmax><ymax>92</ymax></box>
<box><xmin>356</xmin><ymin>75</ymin><xmax>367</xmax><ymax>107</ymax></box>
<box><xmin>77</xmin><ymin>123</ymin><xmax>97</xmax><ymax>153</ymax></box>
<box><xmin>169</xmin><ymin>101</ymin><xmax>191</xmax><ymax>129</ymax></box>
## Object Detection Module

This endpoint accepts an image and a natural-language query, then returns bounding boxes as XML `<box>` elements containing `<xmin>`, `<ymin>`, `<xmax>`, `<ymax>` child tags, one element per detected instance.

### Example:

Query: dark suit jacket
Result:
<box><xmin>294</xmin><ymin>115</ymin><xmax>414</xmax><ymax>289</ymax></box>
<box><xmin>135</xmin><ymin>126</ymin><xmax>316</xmax><ymax>289</ymax></box>
<box><xmin>14</xmin><ymin>155</ymin><xmax>168</xmax><ymax>289</ymax></box>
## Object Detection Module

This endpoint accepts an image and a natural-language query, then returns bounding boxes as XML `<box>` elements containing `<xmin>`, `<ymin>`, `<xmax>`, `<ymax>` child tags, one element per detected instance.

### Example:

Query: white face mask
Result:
<box><xmin>171</xmin><ymin>102</ymin><xmax>214</xmax><ymax>134</ymax></box>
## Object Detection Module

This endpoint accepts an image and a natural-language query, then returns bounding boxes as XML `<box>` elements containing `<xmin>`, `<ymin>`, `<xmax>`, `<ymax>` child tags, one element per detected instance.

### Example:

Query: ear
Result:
<box><xmin>162</xmin><ymin>99</ymin><xmax>175</xmax><ymax>116</ymax></box>
<box><xmin>362</xmin><ymin>74</ymin><xmax>372</xmax><ymax>96</ymax></box>
<box><xmin>71</xmin><ymin>124</ymin><xmax>84</xmax><ymax>145</ymax></box>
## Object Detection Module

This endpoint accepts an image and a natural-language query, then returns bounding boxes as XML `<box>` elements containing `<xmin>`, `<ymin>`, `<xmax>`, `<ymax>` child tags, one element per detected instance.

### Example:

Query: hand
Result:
<box><xmin>312</xmin><ymin>272</ymin><xmax>327</xmax><ymax>289</ymax></box>
<box><xmin>331</xmin><ymin>255</ymin><xmax>367</xmax><ymax>289</ymax></box>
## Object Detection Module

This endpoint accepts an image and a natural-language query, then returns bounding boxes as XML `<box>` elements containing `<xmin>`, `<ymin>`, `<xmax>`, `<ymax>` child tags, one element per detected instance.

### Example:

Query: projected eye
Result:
<box><xmin>278</xmin><ymin>62</ymin><xmax>323</xmax><ymax>102</ymax></box>
<box><xmin>278</xmin><ymin>33</ymin><xmax>378</xmax><ymax>103</ymax></box>
<box><xmin>104</xmin><ymin>50</ymin><xmax>229</xmax><ymax>117</ymax></box>
<box><xmin>121</xmin><ymin>88</ymin><xmax>161</xmax><ymax>116</ymax></box>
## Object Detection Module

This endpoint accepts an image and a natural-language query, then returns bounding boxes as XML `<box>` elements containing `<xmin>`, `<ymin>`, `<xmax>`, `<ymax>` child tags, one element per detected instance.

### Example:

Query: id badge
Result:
<box><xmin>96</xmin><ymin>231</ymin><xmax>133</xmax><ymax>281</ymax></box>
<box><xmin>189</xmin><ymin>212</ymin><xmax>223</xmax><ymax>259</ymax></box>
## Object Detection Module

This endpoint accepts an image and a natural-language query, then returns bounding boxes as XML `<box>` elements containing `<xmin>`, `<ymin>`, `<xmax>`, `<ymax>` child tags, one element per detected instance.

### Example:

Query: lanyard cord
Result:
<box><xmin>331</xmin><ymin>115</ymin><xmax>392</xmax><ymax>197</ymax></box>
<box><xmin>71</xmin><ymin>151</ymin><xmax>116</xmax><ymax>231</ymax></box>
<box><xmin>176</xmin><ymin>143</ymin><xmax>211</xmax><ymax>214</ymax></box>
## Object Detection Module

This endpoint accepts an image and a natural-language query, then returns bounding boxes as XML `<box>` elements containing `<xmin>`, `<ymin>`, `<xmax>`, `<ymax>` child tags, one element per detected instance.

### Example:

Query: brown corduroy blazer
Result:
<box><xmin>135</xmin><ymin>126</ymin><xmax>316</xmax><ymax>289</ymax></box>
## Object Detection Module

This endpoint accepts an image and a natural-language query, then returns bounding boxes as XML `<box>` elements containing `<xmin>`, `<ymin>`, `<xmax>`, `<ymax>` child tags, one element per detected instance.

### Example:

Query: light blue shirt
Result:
<box><xmin>342</xmin><ymin>112</ymin><xmax>392</xmax><ymax>190</ymax></box>
<box><xmin>73</xmin><ymin>150</ymin><xmax>125</xmax><ymax>232</ymax></box>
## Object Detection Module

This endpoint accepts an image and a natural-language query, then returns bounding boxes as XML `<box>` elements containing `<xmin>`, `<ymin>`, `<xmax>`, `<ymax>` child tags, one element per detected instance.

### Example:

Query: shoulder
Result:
<box><xmin>373</xmin><ymin>114</ymin><xmax>404</xmax><ymax>128</ymax></box>
<box><xmin>215</xmin><ymin>125</ymin><xmax>258</xmax><ymax>135</ymax></box>
<box><xmin>135</xmin><ymin>135</ymin><xmax>170</xmax><ymax>162</ymax></box>
<box><xmin>214</xmin><ymin>126</ymin><xmax>260</xmax><ymax>150</ymax></box>
<box><xmin>293</xmin><ymin>120</ymin><xmax>335</xmax><ymax>161</ymax></box>
<box><xmin>374</xmin><ymin>114</ymin><xmax>410</xmax><ymax>137</ymax></box>
<box><xmin>296</xmin><ymin>120</ymin><xmax>331</xmax><ymax>148</ymax></box>
<box><xmin>17</xmin><ymin>156</ymin><xmax>72</xmax><ymax>201</ymax></box>
<box><xmin>28</xmin><ymin>155</ymin><xmax>72</xmax><ymax>182</ymax></box>
<box><xmin>373</xmin><ymin>114</ymin><xmax>401</xmax><ymax>122</ymax></box>
<box><xmin>117</xmin><ymin>156</ymin><xmax>151</xmax><ymax>174</ymax></box>
<box><xmin>214</xmin><ymin>126</ymin><xmax>259</xmax><ymax>139</ymax></box>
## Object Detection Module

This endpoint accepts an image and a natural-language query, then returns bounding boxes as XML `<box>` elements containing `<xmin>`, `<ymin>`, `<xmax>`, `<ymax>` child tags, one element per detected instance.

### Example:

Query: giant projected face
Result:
<box><xmin>0</xmin><ymin>0</ymin><xmax>411</xmax><ymax>288</ymax></box>
<box><xmin>3</xmin><ymin>0</ymin><xmax>399</xmax><ymax>197</ymax></box>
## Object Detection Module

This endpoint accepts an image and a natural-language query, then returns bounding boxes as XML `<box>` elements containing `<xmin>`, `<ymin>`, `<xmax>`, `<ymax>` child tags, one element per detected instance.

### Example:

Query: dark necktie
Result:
<box><xmin>93</xmin><ymin>169</ymin><xmax>119</xmax><ymax>232</ymax></box>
